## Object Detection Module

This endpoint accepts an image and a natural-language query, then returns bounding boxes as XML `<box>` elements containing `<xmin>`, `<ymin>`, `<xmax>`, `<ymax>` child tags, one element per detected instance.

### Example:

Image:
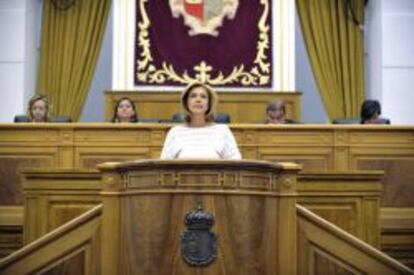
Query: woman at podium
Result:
<box><xmin>160</xmin><ymin>82</ymin><xmax>241</xmax><ymax>160</ymax></box>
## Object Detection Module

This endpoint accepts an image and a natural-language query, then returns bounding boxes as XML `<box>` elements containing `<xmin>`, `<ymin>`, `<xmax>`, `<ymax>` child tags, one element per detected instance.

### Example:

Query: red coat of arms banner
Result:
<box><xmin>135</xmin><ymin>0</ymin><xmax>272</xmax><ymax>87</ymax></box>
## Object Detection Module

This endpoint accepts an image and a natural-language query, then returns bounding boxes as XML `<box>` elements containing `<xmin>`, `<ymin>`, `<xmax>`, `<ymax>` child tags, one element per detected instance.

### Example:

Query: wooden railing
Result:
<box><xmin>0</xmin><ymin>205</ymin><xmax>102</xmax><ymax>275</ymax></box>
<box><xmin>297</xmin><ymin>204</ymin><xmax>413</xmax><ymax>275</ymax></box>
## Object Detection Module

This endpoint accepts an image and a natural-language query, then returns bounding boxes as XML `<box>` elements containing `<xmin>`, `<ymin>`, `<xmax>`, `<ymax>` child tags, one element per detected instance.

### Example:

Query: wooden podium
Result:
<box><xmin>98</xmin><ymin>160</ymin><xmax>301</xmax><ymax>275</ymax></box>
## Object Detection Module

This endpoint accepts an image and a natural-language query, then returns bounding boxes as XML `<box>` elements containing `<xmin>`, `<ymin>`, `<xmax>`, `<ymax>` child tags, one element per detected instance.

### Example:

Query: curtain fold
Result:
<box><xmin>37</xmin><ymin>0</ymin><xmax>111</xmax><ymax>121</ymax></box>
<box><xmin>296</xmin><ymin>0</ymin><xmax>365</xmax><ymax>120</ymax></box>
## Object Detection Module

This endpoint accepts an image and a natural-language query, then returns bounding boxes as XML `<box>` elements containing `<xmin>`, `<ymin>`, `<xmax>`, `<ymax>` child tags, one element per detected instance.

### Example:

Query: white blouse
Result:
<box><xmin>160</xmin><ymin>124</ymin><xmax>242</xmax><ymax>160</ymax></box>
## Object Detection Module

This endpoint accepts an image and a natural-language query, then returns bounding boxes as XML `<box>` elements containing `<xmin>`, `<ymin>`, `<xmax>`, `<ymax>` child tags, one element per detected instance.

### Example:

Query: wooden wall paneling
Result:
<box><xmin>0</xmin><ymin>126</ymin><xmax>60</xmax><ymax>144</ymax></box>
<box><xmin>0</xmin><ymin>125</ymin><xmax>66</xmax><ymax>206</ymax></box>
<box><xmin>23</xmin><ymin>196</ymin><xmax>42</xmax><ymax>245</ymax></box>
<box><xmin>75</xmin><ymin>147</ymin><xmax>151</xmax><ymax>169</ymax></box>
<box><xmin>350</xmin><ymin>147</ymin><xmax>414</xmax><ymax>207</ymax></box>
<box><xmin>105</xmin><ymin>91</ymin><xmax>182</xmax><ymax>122</ymax></box>
<box><xmin>36</xmin><ymin>247</ymin><xmax>87</xmax><ymax>275</ymax></box>
<box><xmin>73</xmin><ymin>126</ymin><xmax>164</xmax><ymax>168</ymax></box>
<box><xmin>46</xmin><ymin>198</ymin><xmax>102</xmax><ymax>233</ymax></box>
<box><xmin>216</xmin><ymin>92</ymin><xmax>299</xmax><ymax>123</ymax></box>
<box><xmin>297</xmin><ymin>171</ymin><xmax>383</xmax><ymax>247</ymax></box>
<box><xmin>254</xmin><ymin>127</ymin><xmax>334</xmax><ymax>145</ymax></box>
<box><xmin>333</xmin><ymin>130</ymin><xmax>351</xmax><ymax>171</ymax></box>
<box><xmin>232</xmin><ymin>129</ymin><xmax>258</xmax><ymax>159</ymax></box>
<box><xmin>33</xmin><ymin>197</ymin><xmax>48</xmax><ymax>245</ymax></box>
<box><xmin>349</xmin><ymin>128</ymin><xmax>414</xmax><ymax>206</ymax></box>
<box><xmin>0</xmin><ymin>148</ymin><xmax>60</xmax><ymax>205</ymax></box>
<box><xmin>297</xmin><ymin>221</ymin><xmax>310</xmax><ymax>275</ymax></box>
<box><xmin>349</xmin><ymin>130</ymin><xmax>414</xmax><ymax>145</ymax></box>
<box><xmin>57</xmin><ymin>128</ymin><xmax>75</xmax><ymax>168</ymax></box>
<box><xmin>381</xmin><ymin>207</ymin><xmax>414</xmax><ymax>269</ymax></box>
<box><xmin>363</xmin><ymin>197</ymin><xmax>382</xmax><ymax>248</ymax></box>
<box><xmin>239</xmin><ymin>127</ymin><xmax>335</xmax><ymax>171</ymax></box>
<box><xmin>258</xmin><ymin>147</ymin><xmax>333</xmax><ymax>171</ymax></box>
<box><xmin>73</xmin><ymin>126</ymin><xmax>153</xmax><ymax>145</ymax></box>
<box><xmin>24</xmin><ymin>196</ymin><xmax>101</xmax><ymax>244</ymax></box>
<box><xmin>22</xmin><ymin>170</ymin><xmax>102</xmax><ymax>244</ymax></box>
<box><xmin>311</xmin><ymin>245</ymin><xmax>364</xmax><ymax>274</ymax></box>
<box><xmin>149</xmin><ymin>129</ymin><xmax>165</xmax><ymax>158</ymax></box>
<box><xmin>105</xmin><ymin>91</ymin><xmax>302</xmax><ymax>123</ymax></box>
<box><xmin>333</xmin><ymin>147</ymin><xmax>350</xmax><ymax>172</ymax></box>
<box><xmin>57</xmin><ymin>146</ymin><xmax>75</xmax><ymax>168</ymax></box>
<box><xmin>0</xmin><ymin>207</ymin><xmax>23</xmax><ymax>257</ymax></box>
<box><xmin>0</xmin><ymin>225</ymin><xmax>22</xmax><ymax>258</ymax></box>
<box><xmin>298</xmin><ymin>198</ymin><xmax>362</xmax><ymax>239</ymax></box>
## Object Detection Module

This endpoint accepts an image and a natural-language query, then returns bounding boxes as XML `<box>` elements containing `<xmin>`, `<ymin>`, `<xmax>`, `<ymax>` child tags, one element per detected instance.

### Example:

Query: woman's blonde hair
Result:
<box><xmin>181</xmin><ymin>82</ymin><xmax>218</xmax><ymax>123</ymax></box>
<box><xmin>27</xmin><ymin>95</ymin><xmax>50</xmax><ymax>122</ymax></box>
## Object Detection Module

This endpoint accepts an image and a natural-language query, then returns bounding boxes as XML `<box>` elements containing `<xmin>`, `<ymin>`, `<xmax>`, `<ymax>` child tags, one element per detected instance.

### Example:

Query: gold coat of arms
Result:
<box><xmin>169</xmin><ymin>0</ymin><xmax>239</xmax><ymax>36</ymax></box>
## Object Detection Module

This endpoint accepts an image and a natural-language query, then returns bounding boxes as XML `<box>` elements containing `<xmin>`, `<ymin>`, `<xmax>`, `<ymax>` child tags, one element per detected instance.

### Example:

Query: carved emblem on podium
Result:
<box><xmin>181</xmin><ymin>203</ymin><xmax>217</xmax><ymax>266</ymax></box>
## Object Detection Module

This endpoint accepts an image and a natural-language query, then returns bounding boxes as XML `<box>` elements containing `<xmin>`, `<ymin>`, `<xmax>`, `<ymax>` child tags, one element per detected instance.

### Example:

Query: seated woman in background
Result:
<box><xmin>27</xmin><ymin>95</ymin><xmax>50</xmax><ymax>122</ymax></box>
<box><xmin>360</xmin><ymin>99</ymin><xmax>390</xmax><ymax>124</ymax></box>
<box><xmin>160</xmin><ymin>82</ymin><xmax>241</xmax><ymax>160</ymax></box>
<box><xmin>111</xmin><ymin>97</ymin><xmax>138</xmax><ymax>123</ymax></box>
<box><xmin>265</xmin><ymin>100</ymin><xmax>296</xmax><ymax>124</ymax></box>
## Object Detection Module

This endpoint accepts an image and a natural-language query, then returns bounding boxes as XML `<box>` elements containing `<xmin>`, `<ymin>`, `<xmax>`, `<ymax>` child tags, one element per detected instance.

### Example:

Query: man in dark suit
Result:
<box><xmin>265</xmin><ymin>100</ymin><xmax>296</xmax><ymax>124</ymax></box>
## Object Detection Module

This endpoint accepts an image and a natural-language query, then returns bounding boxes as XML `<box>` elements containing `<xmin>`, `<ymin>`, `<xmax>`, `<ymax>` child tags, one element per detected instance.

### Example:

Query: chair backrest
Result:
<box><xmin>137</xmin><ymin>118</ymin><xmax>161</xmax><ymax>123</ymax></box>
<box><xmin>171</xmin><ymin>113</ymin><xmax>184</xmax><ymax>123</ymax></box>
<box><xmin>50</xmin><ymin>116</ymin><xmax>72</xmax><ymax>123</ymax></box>
<box><xmin>14</xmin><ymin>115</ymin><xmax>72</xmax><ymax>123</ymax></box>
<box><xmin>332</xmin><ymin>117</ymin><xmax>391</xmax><ymax>125</ymax></box>
<box><xmin>332</xmin><ymin>117</ymin><xmax>360</xmax><ymax>124</ymax></box>
<box><xmin>171</xmin><ymin>113</ymin><xmax>231</xmax><ymax>124</ymax></box>
<box><xmin>262</xmin><ymin>118</ymin><xmax>299</xmax><ymax>124</ymax></box>
<box><xmin>14</xmin><ymin>115</ymin><xmax>30</xmax><ymax>123</ymax></box>
<box><xmin>283</xmin><ymin>118</ymin><xmax>298</xmax><ymax>124</ymax></box>
<box><xmin>371</xmin><ymin>118</ymin><xmax>391</xmax><ymax>125</ymax></box>
<box><xmin>214</xmin><ymin>113</ymin><xmax>231</xmax><ymax>123</ymax></box>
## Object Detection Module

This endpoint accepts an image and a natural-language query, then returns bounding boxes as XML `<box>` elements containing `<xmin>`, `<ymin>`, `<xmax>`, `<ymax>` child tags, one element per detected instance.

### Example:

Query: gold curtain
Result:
<box><xmin>37</xmin><ymin>0</ymin><xmax>111</xmax><ymax>121</ymax></box>
<box><xmin>296</xmin><ymin>0</ymin><xmax>365</xmax><ymax>120</ymax></box>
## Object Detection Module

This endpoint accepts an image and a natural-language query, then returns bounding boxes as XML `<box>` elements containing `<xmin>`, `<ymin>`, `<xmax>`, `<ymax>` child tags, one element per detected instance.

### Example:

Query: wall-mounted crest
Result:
<box><xmin>135</xmin><ymin>0</ymin><xmax>272</xmax><ymax>87</ymax></box>
<box><xmin>169</xmin><ymin>0</ymin><xmax>239</xmax><ymax>36</ymax></box>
